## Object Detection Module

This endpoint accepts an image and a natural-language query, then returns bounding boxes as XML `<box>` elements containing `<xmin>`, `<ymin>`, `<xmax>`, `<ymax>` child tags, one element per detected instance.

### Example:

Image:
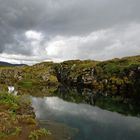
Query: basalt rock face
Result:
<box><xmin>54</xmin><ymin>63</ymin><xmax>96</xmax><ymax>87</ymax></box>
<box><xmin>54</xmin><ymin>60</ymin><xmax>98</xmax><ymax>86</ymax></box>
<box><xmin>0</xmin><ymin>62</ymin><xmax>58</xmax><ymax>86</ymax></box>
<box><xmin>0</xmin><ymin>68</ymin><xmax>24</xmax><ymax>85</ymax></box>
<box><xmin>54</xmin><ymin>56</ymin><xmax>140</xmax><ymax>99</ymax></box>
<box><xmin>22</xmin><ymin>62</ymin><xmax>58</xmax><ymax>86</ymax></box>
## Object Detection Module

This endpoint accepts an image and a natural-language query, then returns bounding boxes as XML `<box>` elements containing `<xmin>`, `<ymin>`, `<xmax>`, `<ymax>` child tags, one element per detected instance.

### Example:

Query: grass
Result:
<box><xmin>0</xmin><ymin>127</ymin><xmax>22</xmax><ymax>138</ymax></box>
<box><xmin>29</xmin><ymin>128</ymin><xmax>51</xmax><ymax>140</ymax></box>
<box><xmin>0</xmin><ymin>92</ymin><xmax>51</xmax><ymax>139</ymax></box>
<box><xmin>17</xmin><ymin>80</ymin><xmax>33</xmax><ymax>88</ymax></box>
<box><xmin>0</xmin><ymin>92</ymin><xmax>20</xmax><ymax>113</ymax></box>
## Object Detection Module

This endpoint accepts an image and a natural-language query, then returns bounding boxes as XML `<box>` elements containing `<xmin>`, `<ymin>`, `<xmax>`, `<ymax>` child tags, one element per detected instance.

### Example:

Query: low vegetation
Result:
<box><xmin>29</xmin><ymin>128</ymin><xmax>51</xmax><ymax>140</ymax></box>
<box><xmin>0</xmin><ymin>92</ymin><xmax>50</xmax><ymax>139</ymax></box>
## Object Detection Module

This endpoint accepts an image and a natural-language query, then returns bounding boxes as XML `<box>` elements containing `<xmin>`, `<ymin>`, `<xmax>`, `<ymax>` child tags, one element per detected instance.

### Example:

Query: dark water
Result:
<box><xmin>31</xmin><ymin>96</ymin><xmax>140</xmax><ymax>140</ymax></box>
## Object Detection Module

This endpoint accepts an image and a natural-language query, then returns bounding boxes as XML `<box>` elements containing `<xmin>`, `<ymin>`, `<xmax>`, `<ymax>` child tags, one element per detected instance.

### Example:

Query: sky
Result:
<box><xmin>0</xmin><ymin>0</ymin><xmax>140</xmax><ymax>64</ymax></box>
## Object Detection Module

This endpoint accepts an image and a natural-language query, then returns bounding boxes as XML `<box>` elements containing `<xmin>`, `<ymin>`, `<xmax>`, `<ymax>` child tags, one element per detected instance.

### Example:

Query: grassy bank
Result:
<box><xmin>0</xmin><ymin>92</ymin><xmax>50</xmax><ymax>140</ymax></box>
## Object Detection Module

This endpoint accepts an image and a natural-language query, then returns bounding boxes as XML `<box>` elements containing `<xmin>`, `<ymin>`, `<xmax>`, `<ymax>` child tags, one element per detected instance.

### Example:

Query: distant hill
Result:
<box><xmin>0</xmin><ymin>61</ymin><xmax>26</xmax><ymax>67</ymax></box>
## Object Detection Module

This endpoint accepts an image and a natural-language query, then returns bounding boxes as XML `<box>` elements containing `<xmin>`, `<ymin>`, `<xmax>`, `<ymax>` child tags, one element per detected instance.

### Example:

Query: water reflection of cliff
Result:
<box><xmin>17</xmin><ymin>85</ymin><xmax>57</xmax><ymax>97</ymax></box>
<box><xmin>53</xmin><ymin>85</ymin><xmax>140</xmax><ymax>117</ymax></box>
<box><xmin>11</xmin><ymin>84</ymin><xmax>140</xmax><ymax>117</ymax></box>
<box><xmin>31</xmin><ymin>96</ymin><xmax>140</xmax><ymax>140</ymax></box>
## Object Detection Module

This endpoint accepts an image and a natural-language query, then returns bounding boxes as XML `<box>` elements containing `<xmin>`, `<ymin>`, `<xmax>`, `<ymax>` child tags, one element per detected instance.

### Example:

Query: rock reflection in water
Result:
<box><xmin>53</xmin><ymin>85</ymin><xmax>140</xmax><ymax>116</ymax></box>
<box><xmin>4</xmin><ymin>84</ymin><xmax>140</xmax><ymax>116</ymax></box>
<box><xmin>31</xmin><ymin>96</ymin><xmax>140</xmax><ymax>140</ymax></box>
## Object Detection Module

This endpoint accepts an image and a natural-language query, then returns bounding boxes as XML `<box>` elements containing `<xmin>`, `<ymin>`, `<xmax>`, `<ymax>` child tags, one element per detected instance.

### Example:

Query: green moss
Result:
<box><xmin>29</xmin><ymin>128</ymin><xmax>51</xmax><ymax>140</ymax></box>
<box><xmin>17</xmin><ymin>80</ymin><xmax>33</xmax><ymax>88</ymax></box>
<box><xmin>0</xmin><ymin>92</ymin><xmax>20</xmax><ymax>113</ymax></box>
<box><xmin>0</xmin><ymin>127</ymin><xmax>21</xmax><ymax>138</ymax></box>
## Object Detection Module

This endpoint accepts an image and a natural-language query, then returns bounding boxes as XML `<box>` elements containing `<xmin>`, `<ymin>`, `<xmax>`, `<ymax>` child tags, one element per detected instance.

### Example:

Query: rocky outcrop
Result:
<box><xmin>0</xmin><ymin>68</ymin><xmax>24</xmax><ymax>85</ymax></box>
<box><xmin>54</xmin><ymin>56</ymin><xmax>140</xmax><ymax>99</ymax></box>
<box><xmin>0</xmin><ymin>62</ymin><xmax>58</xmax><ymax>86</ymax></box>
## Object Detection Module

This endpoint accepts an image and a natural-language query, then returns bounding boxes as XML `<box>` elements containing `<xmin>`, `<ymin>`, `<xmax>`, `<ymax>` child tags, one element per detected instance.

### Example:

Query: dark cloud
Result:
<box><xmin>1</xmin><ymin>0</ymin><xmax>140</xmax><ymax>35</ymax></box>
<box><xmin>0</xmin><ymin>0</ymin><xmax>140</xmax><ymax>63</ymax></box>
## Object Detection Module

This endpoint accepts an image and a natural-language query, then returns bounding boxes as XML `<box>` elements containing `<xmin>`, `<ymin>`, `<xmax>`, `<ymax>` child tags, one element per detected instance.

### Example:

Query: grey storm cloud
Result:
<box><xmin>0</xmin><ymin>0</ymin><xmax>140</xmax><ymax>63</ymax></box>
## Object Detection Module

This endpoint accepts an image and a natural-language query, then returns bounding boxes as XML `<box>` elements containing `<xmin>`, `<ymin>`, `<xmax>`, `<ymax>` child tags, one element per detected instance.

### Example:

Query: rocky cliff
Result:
<box><xmin>54</xmin><ymin>56</ymin><xmax>140</xmax><ymax>99</ymax></box>
<box><xmin>0</xmin><ymin>62</ymin><xmax>58</xmax><ymax>86</ymax></box>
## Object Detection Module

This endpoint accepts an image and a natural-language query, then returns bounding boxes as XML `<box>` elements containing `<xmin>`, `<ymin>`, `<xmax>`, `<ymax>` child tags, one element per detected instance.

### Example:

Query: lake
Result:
<box><xmin>31</xmin><ymin>94</ymin><xmax>140</xmax><ymax>140</ymax></box>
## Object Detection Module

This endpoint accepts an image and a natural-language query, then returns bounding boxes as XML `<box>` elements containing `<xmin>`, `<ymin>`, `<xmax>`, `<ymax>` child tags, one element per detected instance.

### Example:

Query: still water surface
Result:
<box><xmin>31</xmin><ymin>96</ymin><xmax>140</xmax><ymax>140</ymax></box>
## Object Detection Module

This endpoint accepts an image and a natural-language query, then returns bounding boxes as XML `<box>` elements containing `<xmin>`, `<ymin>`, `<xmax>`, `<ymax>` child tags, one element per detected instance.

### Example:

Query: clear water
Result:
<box><xmin>31</xmin><ymin>96</ymin><xmax>140</xmax><ymax>140</ymax></box>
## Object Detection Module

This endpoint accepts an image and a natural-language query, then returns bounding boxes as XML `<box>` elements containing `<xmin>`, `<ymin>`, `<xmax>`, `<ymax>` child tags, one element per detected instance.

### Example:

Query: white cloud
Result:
<box><xmin>45</xmin><ymin>23</ymin><xmax>140</xmax><ymax>61</ymax></box>
<box><xmin>25</xmin><ymin>30</ymin><xmax>43</xmax><ymax>41</ymax></box>
<box><xmin>1</xmin><ymin>23</ymin><xmax>140</xmax><ymax>64</ymax></box>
